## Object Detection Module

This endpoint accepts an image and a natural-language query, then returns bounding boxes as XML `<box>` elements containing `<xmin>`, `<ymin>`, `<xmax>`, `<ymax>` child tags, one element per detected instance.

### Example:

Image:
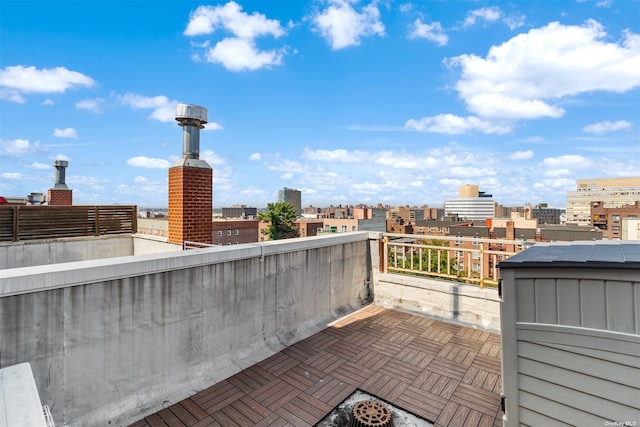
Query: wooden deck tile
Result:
<box><xmin>190</xmin><ymin>417</ymin><xmax>220</xmax><ymax>427</ymax></box>
<box><xmin>167</xmin><ymin>402</ymin><xmax>198</xmax><ymax>426</ymax></box>
<box><xmin>395</xmin><ymin>347</ymin><xmax>435</xmax><ymax>369</ymax></box>
<box><xmin>229</xmin><ymin>396</ymin><xmax>272</xmax><ymax>423</ymax></box>
<box><xmin>369</xmin><ymin>338</ymin><xmax>405</xmax><ymax>358</ymax></box>
<box><xmin>258</xmin><ymin>353</ymin><xmax>300</xmax><ymax>376</ymax></box>
<box><xmin>324</xmin><ymin>338</ymin><xmax>363</xmax><ymax>359</ymax></box>
<box><xmin>129</xmin><ymin>306</ymin><xmax>503</xmax><ymax>427</ymax></box>
<box><xmin>302</xmin><ymin>350</ymin><xmax>345</xmax><ymax>373</ymax></box>
<box><xmin>178</xmin><ymin>398</ymin><xmax>209</xmax><ymax>421</ymax></box>
<box><xmin>396</xmin><ymin>385</ymin><xmax>448</xmax><ymax>422</ymax></box>
<box><xmin>144</xmin><ymin>414</ymin><xmax>168</xmax><ymax>427</ymax></box>
<box><xmin>471</xmin><ymin>353</ymin><xmax>502</xmax><ymax>375</ymax></box>
<box><xmin>378</xmin><ymin>359</ymin><xmax>423</xmax><ymax>384</ymax></box>
<box><xmin>280</xmin><ymin>363</ymin><xmax>326</xmax><ymax>390</ymax></box>
<box><xmin>306</xmin><ymin>375</ymin><xmax>356</xmax><ymax>406</ymax></box>
<box><xmin>301</xmin><ymin>331</ymin><xmax>339</xmax><ymax>350</ymax></box>
<box><xmin>426</xmin><ymin>356</ymin><xmax>469</xmax><ymax>381</ymax></box>
<box><xmin>282</xmin><ymin>340</ymin><xmax>318</xmax><ymax>361</ymax></box>
<box><xmin>361</xmin><ymin>372</ymin><xmax>408</xmax><ymax>402</ymax></box>
<box><xmin>227</xmin><ymin>366</ymin><xmax>275</xmax><ymax>394</ymax></box>
<box><xmin>450</xmin><ymin>382</ymin><xmax>502</xmax><ymax>417</ymax></box>
<box><xmin>331</xmin><ymin>360</ymin><xmax>375</xmax><ymax>387</ymax></box>
<box><xmin>351</xmin><ymin>348</ymin><xmax>391</xmax><ymax>370</ymax></box>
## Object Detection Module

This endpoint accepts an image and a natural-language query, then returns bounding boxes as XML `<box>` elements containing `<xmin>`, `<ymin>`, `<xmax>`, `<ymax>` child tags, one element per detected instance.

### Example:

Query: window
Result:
<box><xmin>472</xmin><ymin>263</ymin><xmax>480</xmax><ymax>272</ymax></box>
<box><xmin>235</xmin><ymin>230</ymin><xmax>239</xmax><ymax>235</ymax></box>
<box><xmin>217</xmin><ymin>231</ymin><xmax>222</xmax><ymax>236</ymax></box>
<box><xmin>352</xmin><ymin>226</ymin><xmax>356</xmax><ymax>231</ymax></box>
<box><xmin>612</xmin><ymin>215</ymin><xmax>620</xmax><ymax>222</ymax></box>
<box><xmin>472</xmin><ymin>251</ymin><xmax>480</xmax><ymax>260</ymax></box>
<box><xmin>612</xmin><ymin>226</ymin><xmax>620</xmax><ymax>233</ymax></box>
<box><xmin>227</xmin><ymin>230</ymin><xmax>231</xmax><ymax>236</ymax></box>
<box><xmin>341</xmin><ymin>225</ymin><xmax>347</xmax><ymax>232</ymax></box>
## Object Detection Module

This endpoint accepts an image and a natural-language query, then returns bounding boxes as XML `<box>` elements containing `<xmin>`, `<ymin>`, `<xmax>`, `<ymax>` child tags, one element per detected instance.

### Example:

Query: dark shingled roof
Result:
<box><xmin>498</xmin><ymin>241</ymin><xmax>640</xmax><ymax>270</ymax></box>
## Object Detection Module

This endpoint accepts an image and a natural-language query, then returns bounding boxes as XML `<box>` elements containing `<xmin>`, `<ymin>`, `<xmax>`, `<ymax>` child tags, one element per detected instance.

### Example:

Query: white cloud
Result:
<box><xmin>30</xmin><ymin>162</ymin><xmax>50</xmax><ymax>170</ymax></box>
<box><xmin>463</xmin><ymin>7</ymin><xmax>502</xmax><ymax>27</ymax></box>
<box><xmin>541</xmin><ymin>154</ymin><xmax>592</xmax><ymax>169</ymax></box>
<box><xmin>409</xmin><ymin>20</ymin><xmax>448</xmax><ymax>46</ymax></box>
<box><xmin>41</xmin><ymin>98</ymin><xmax>54</xmax><ymax>106</ymax></box>
<box><xmin>404</xmin><ymin>114</ymin><xmax>513</xmax><ymax>134</ymax></box>
<box><xmin>0</xmin><ymin>138</ymin><xmax>41</xmax><ymax>156</ymax></box>
<box><xmin>76</xmin><ymin>98</ymin><xmax>105</xmax><ymax>113</ymax></box>
<box><xmin>1</xmin><ymin>172</ymin><xmax>23</xmax><ymax>179</ymax></box>
<box><xmin>312</xmin><ymin>0</ymin><xmax>385</xmax><ymax>50</ymax></box>
<box><xmin>203</xmin><ymin>122</ymin><xmax>224</xmax><ymax>131</ymax></box>
<box><xmin>205</xmin><ymin>37</ymin><xmax>285</xmax><ymax>71</ymax></box>
<box><xmin>184</xmin><ymin>2</ymin><xmax>285</xmax><ymax>38</ymax></box>
<box><xmin>583</xmin><ymin>120</ymin><xmax>632</xmax><ymax>134</ymax></box>
<box><xmin>116</xmin><ymin>93</ymin><xmax>178</xmax><ymax>122</ymax></box>
<box><xmin>249</xmin><ymin>152</ymin><xmax>262</xmax><ymax>161</ymax></box>
<box><xmin>543</xmin><ymin>169</ymin><xmax>572</xmax><ymax>178</ymax></box>
<box><xmin>66</xmin><ymin>175</ymin><xmax>110</xmax><ymax>190</ymax></box>
<box><xmin>280</xmin><ymin>172</ymin><xmax>294</xmax><ymax>180</ymax></box>
<box><xmin>126</xmin><ymin>156</ymin><xmax>170</xmax><ymax>169</ymax></box>
<box><xmin>508</xmin><ymin>150</ymin><xmax>534</xmax><ymax>160</ymax></box>
<box><xmin>184</xmin><ymin>2</ymin><xmax>288</xmax><ymax>71</ymax></box>
<box><xmin>54</xmin><ymin>154</ymin><xmax>70</xmax><ymax>161</ymax></box>
<box><xmin>53</xmin><ymin>127</ymin><xmax>78</xmax><ymax>139</ymax></box>
<box><xmin>503</xmin><ymin>14</ymin><xmax>526</xmax><ymax>30</ymax></box>
<box><xmin>302</xmin><ymin>148</ymin><xmax>366</xmax><ymax>163</ymax></box>
<box><xmin>0</xmin><ymin>65</ymin><xmax>95</xmax><ymax>103</ymax></box>
<box><xmin>447</xmin><ymin>20</ymin><xmax>640</xmax><ymax>120</ymax></box>
<box><xmin>201</xmin><ymin>150</ymin><xmax>226</xmax><ymax>165</ymax></box>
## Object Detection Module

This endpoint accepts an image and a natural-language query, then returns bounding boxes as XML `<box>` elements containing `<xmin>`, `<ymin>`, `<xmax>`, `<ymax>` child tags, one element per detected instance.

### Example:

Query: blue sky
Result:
<box><xmin>1</xmin><ymin>0</ymin><xmax>639</xmax><ymax>209</ymax></box>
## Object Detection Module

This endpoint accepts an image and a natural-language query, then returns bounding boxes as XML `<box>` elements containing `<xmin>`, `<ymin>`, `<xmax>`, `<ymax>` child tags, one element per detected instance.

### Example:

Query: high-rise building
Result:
<box><xmin>277</xmin><ymin>187</ymin><xmax>302</xmax><ymax>216</ymax></box>
<box><xmin>566</xmin><ymin>177</ymin><xmax>640</xmax><ymax>226</ymax></box>
<box><xmin>444</xmin><ymin>184</ymin><xmax>495</xmax><ymax>221</ymax></box>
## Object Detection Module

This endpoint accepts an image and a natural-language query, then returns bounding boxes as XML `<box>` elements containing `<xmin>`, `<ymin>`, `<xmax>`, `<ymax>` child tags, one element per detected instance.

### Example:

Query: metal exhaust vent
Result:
<box><xmin>348</xmin><ymin>400</ymin><xmax>394</xmax><ymax>427</ymax></box>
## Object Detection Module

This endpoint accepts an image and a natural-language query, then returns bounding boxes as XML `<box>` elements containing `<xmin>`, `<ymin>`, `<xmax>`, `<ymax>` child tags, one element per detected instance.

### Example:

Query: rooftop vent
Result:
<box><xmin>53</xmin><ymin>160</ymin><xmax>69</xmax><ymax>189</ymax></box>
<box><xmin>175</xmin><ymin>104</ymin><xmax>207</xmax><ymax>160</ymax></box>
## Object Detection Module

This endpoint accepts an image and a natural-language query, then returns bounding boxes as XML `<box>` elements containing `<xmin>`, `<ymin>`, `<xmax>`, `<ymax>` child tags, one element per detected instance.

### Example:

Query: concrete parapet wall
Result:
<box><xmin>0</xmin><ymin>235</ymin><xmax>134</xmax><ymax>269</ymax></box>
<box><xmin>374</xmin><ymin>273</ymin><xmax>500</xmax><ymax>332</ymax></box>
<box><xmin>0</xmin><ymin>233</ymin><xmax>371</xmax><ymax>426</ymax></box>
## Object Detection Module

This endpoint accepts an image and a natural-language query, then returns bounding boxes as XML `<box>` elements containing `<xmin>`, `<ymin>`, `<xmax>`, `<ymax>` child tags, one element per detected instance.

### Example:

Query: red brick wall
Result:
<box><xmin>168</xmin><ymin>166</ymin><xmax>213</xmax><ymax>245</ymax></box>
<box><xmin>212</xmin><ymin>220</ymin><xmax>259</xmax><ymax>245</ymax></box>
<box><xmin>48</xmin><ymin>189</ymin><xmax>73</xmax><ymax>206</ymax></box>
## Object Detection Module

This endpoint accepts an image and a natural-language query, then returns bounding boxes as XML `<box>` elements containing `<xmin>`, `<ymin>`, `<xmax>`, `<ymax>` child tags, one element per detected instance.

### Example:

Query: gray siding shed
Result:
<box><xmin>498</xmin><ymin>241</ymin><xmax>640</xmax><ymax>426</ymax></box>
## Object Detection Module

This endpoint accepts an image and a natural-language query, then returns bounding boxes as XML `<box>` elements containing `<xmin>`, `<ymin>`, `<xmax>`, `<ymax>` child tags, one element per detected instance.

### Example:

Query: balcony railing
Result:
<box><xmin>381</xmin><ymin>232</ymin><xmax>534</xmax><ymax>288</ymax></box>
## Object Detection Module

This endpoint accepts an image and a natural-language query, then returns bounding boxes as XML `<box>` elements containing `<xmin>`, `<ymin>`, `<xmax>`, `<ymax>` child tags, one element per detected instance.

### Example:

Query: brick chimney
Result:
<box><xmin>168</xmin><ymin>104</ymin><xmax>212</xmax><ymax>245</ymax></box>
<box><xmin>48</xmin><ymin>160</ymin><xmax>73</xmax><ymax>206</ymax></box>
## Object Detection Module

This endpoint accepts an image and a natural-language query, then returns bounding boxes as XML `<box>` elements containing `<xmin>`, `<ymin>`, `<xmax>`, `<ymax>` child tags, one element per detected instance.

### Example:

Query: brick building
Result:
<box><xmin>591</xmin><ymin>200</ymin><xmax>640</xmax><ymax>240</ymax></box>
<box><xmin>213</xmin><ymin>219</ymin><xmax>259</xmax><ymax>245</ymax></box>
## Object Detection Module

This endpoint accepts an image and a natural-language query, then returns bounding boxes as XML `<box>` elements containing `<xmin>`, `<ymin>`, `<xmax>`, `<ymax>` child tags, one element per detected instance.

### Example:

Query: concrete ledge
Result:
<box><xmin>374</xmin><ymin>273</ymin><xmax>500</xmax><ymax>332</ymax></box>
<box><xmin>0</xmin><ymin>232</ymin><xmax>372</xmax><ymax>297</ymax></box>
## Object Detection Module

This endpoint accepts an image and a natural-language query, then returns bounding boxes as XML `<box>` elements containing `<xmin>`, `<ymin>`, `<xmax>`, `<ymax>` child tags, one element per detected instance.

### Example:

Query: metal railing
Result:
<box><xmin>183</xmin><ymin>240</ymin><xmax>216</xmax><ymax>250</ymax></box>
<box><xmin>382</xmin><ymin>233</ymin><xmax>534</xmax><ymax>288</ymax></box>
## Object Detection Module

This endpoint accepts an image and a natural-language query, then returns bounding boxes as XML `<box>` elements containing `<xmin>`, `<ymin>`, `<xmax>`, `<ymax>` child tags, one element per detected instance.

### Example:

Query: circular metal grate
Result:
<box><xmin>348</xmin><ymin>400</ymin><xmax>394</xmax><ymax>427</ymax></box>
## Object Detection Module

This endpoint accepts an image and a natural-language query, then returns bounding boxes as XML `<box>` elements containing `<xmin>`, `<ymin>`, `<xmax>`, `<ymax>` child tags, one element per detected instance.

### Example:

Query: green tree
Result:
<box><xmin>257</xmin><ymin>202</ymin><xmax>298</xmax><ymax>240</ymax></box>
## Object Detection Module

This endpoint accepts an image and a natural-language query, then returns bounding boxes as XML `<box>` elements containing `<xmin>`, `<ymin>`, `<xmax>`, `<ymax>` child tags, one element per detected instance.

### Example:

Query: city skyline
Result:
<box><xmin>1</xmin><ymin>0</ymin><xmax>639</xmax><ymax>209</ymax></box>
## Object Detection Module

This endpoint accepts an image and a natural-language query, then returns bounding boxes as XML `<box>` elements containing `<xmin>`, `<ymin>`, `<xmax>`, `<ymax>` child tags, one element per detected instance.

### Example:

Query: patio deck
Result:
<box><xmin>129</xmin><ymin>305</ymin><xmax>503</xmax><ymax>427</ymax></box>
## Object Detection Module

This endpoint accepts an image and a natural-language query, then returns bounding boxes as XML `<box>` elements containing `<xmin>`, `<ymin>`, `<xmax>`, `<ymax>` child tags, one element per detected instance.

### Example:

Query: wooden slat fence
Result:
<box><xmin>0</xmin><ymin>206</ymin><xmax>137</xmax><ymax>242</ymax></box>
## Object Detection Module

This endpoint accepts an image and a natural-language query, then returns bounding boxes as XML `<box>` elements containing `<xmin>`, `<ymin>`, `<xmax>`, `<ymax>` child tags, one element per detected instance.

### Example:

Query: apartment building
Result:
<box><xmin>444</xmin><ymin>184</ymin><xmax>495</xmax><ymax>221</ymax></box>
<box><xmin>277</xmin><ymin>187</ymin><xmax>302</xmax><ymax>216</ymax></box>
<box><xmin>566</xmin><ymin>177</ymin><xmax>640</xmax><ymax>226</ymax></box>
<box><xmin>591</xmin><ymin>200</ymin><xmax>640</xmax><ymax>240</ymax></box>
<box><xmin>212</xmin><ymin>219</ymin><xmax>259</xmax><ymax>245</ymax></box>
